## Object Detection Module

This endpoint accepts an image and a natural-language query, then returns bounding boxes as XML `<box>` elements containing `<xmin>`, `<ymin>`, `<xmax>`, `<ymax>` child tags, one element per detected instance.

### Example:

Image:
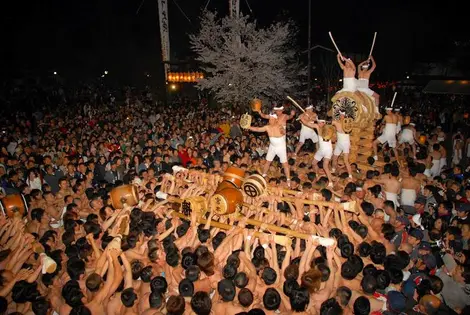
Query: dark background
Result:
<box><xmin>1</xmin><ymin>0</ymin><xmax>469</xmax><ymax>86</ymax></box>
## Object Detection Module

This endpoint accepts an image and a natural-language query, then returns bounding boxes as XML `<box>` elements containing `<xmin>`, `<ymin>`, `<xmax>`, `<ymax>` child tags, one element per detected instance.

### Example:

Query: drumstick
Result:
<box><xmin>328</xmin><ymin>32</ymin><xmax>344</xmax><ymax>61</ymax></box>
<box><xmin>368</xmin><ymin>32</ymin><xmax>377</xmax><ymax>58</ymax></box>
<box><xmin>286</xmin><ymin>96</ymin><xmax>305</xmax><ymax>113</ymax></box>
<box><xmin>391</xmin><ymin>92</ymin><xmax>398</xmax><ymax>108</ymax></box>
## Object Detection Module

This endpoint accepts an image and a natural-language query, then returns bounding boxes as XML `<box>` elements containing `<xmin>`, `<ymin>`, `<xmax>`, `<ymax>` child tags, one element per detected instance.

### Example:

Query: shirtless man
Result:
<box><xmin>373</xmin><ymin>108</ymin><xmax>398</xmax><ymax>161</ymax></box>
<box><xmin>248</xmin><ymin>113</ymin><xmax>292</xmax><ymax>181</ymax></box>
<box><xmin>400</xmin><ymin>167</ymin><xmax>421</xmax><ymax>214</ymax></box>
<box><xmin>438</xmin><ymin>142</ymin><xmax>447</xmax><ymax>173</ymax></box>
<box><xmin>294</xmin><ymin>105</ymin><xmax>318</xmax><ymax>157</ymax></box>
<box><xmin>331</xmin><ymin>111</ymin><xmax>352</xmax><ymax>178</ymax></box>
<box><xmin>394</xmin><ymin>109</ymin><xmax>403</xmax><ymax>134</ymax></box>
<box><xmin>357</xmin><ymin>56</ymin><xmax>380</xmax><ymax>108</ymax></box>
<box><xmin>299</xmin><ymin>115</ymin><xmax>334</xmax><ymax>186</ymax></box>
<box><xmin>425</xmin><ymin>144</ymin><xmax>441</xmax><ymax>178</ymax></box>
<box><xmin>336</xmin><ymin>54</ymin><xmax>357</xmax><ymax>93</ymax></box>
<box><xmin>375</xmin><ymin>166</ymin><xmax>401</xmax><ymax>209</ymax></box>
<box><xmin>398</xmin><ymin>122</ymin><xmax>417</xmax><ymax>158</ymax></box>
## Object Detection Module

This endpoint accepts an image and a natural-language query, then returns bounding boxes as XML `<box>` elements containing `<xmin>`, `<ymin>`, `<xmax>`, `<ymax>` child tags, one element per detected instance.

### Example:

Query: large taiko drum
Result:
<box><xmin>242</xmin><ymin>174</ymin><xmax>267</xmax><ymax>197</ymax></box>
<box><xmin>209</xmin><ymin>187</ymin><xmax>244</xmax><ymax>215</ymax></box>
<box><xmin>222</xmin><ymin>167</ymin><xmax>246</xmax><ymax>188</ymax></box>
<box><xmin>180</xmin><ymin>196</ymin><xmax>208</xmax><ymax>217</ymax></box>
<box><xmin>110</xmin><ymin>185</ymin><xmax>139</xmax><ymax>209</ymax></box>
<box><xmin>0</xmin><ymin>194</ymin><xmax>28</xmax><ymax>218</ymax></box>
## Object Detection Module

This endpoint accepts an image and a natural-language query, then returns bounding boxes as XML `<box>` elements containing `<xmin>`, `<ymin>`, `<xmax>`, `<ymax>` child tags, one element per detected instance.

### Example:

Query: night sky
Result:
<box><xmin>1</xmin><ymin>0</ymin><xmax>468</xmax><ymax>84</ymax></box>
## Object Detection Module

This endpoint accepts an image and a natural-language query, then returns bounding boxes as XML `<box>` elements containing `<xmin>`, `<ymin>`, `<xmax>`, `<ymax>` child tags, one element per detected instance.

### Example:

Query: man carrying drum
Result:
<box><xmin>331</xmin><ymin>111</ymin><xmax>352</xmax><ymax>178</ymax></box>
<box><xmin>248</xmin><ymin>114</ymin><xmax>292</xmax><ymax>184</ymax></box>
<box><xmin>299</xmin><ymin>115</ymin><xmax>334</xmax><ymax>187</ymax></box>
<box><xmin>294</xmin><ymin>105</ymin><xmax>319</xmax><ymax>158</ymax></box>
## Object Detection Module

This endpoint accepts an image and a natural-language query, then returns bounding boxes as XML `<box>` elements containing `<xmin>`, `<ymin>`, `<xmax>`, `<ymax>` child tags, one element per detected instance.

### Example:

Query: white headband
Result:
<box><xmin>305</xmin><ymin>105</ymin><xmax>313</xmax><ymax>110</ymax></box>
<box><xmin>410</xmin><ymin>123</ymin><xmax>415</xmax><ymax>126</ymax></box>
<box><xmin>269</xmin><ymin>114</ymin><xmax>278</xmax><ymax>119</ymax></box>
<box><xmin>356</xmin><ymin>187</ymin><xmax>363</xmax><ymax>191</ymax></box>
<box><xmin>339</xmin><ymin>111</ymin><xmax>346</xmax><ymax>115</ymax></box>
<box><xmin>317</xmin><ymin>119</ymin><xmax>326</xmax><ymax>123</ymax></box>
<box><xmin>273</xmin><ymin>106</ymin><xmax>284</xmax><ymax>111</ymax></box>
<box><xmin>393</xmin><ymin>108</ymin><xmax>401</xmax><ymax>112</ymax></box>
<box><xmin>385</xmin><ymin>107</ymin><xmax>393</xmax><ymax>111</ymax></box>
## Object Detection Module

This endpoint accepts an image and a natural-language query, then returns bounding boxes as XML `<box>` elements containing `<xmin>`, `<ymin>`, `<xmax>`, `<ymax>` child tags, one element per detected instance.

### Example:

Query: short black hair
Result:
<box><xmin>190</xmin><ymin>291</ymin><xmax>212</xmax><ymax>315</ymax></box>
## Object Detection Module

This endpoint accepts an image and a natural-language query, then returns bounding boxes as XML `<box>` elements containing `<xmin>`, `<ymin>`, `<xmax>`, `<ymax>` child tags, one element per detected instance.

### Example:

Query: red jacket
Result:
<box><xmin>178</xmin><ymin>150</ymin><xmax>190</xmax><ymax>167</ymax></box>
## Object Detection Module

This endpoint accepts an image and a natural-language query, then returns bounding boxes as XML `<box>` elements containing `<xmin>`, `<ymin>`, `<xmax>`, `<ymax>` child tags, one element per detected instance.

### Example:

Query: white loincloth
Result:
<box><xmin>385</xmin><ymin>191</ymin><xmax>400</xmax><ymax>208</ymax></box>
<box><xmin>439</xmin><ymin>157</ymin><xmax>447</xmax><ymax>174</ymax></box>
<box><xmin>266</xmin><ymin>136</ymin><xmax>288</xmax><ymax>163</ymax></box>
<box><xmin>401</xmin><ymin>189</ymin><xmax>417</xmax><ymax>207</ymax></box>
<box><xmin>334</xmin><ymin>132</ymin><xmax>351</xmax><ymax>155</ymax></box>
<box><xmin>299</xmin><ymin>124</ymin><xmax>319</xmax><ymax>143</ymax></box>
<box><xmin>377</xmin><ymin>123</ymin><xmax>397</xmax><ymax>148</ymax></box>
<box><xmin>337</xmin><ymin>77</ymin><xmax>357</xmax><ymax>93</ymax></box>
<box><xmin>314</xmin><ymin>136</ymin><xmax>333</xmax><ymax>161</ymax></box>
<box><xmin>357</xmin><ymin>78</ymin><xmax>375</xmax><ymax>97</ymax></box>
<box><xmin>396</xmin><ymin>122</ymin><xmax>402</xmax><ymax>135</ymax></box>
<box><xmin>398</xmin><ymin>129</ymin><xmax>414</xmax><ymax>145</ymax></box>
<box><xmin>430</xmin><ymin>159</ymin><xmax>440</xmax><ymax>177</ymax></box>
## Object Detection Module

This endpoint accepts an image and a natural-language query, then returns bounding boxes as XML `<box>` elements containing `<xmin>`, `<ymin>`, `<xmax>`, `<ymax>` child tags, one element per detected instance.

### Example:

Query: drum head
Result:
<box><xmin>210</xmin><ymin>194</ymin><xmax>228</xmax><ymax>215</ymax></box>
<box><xmin>242</xmin><ymin>180</ymin><xmax>261</xmax><ymax>197</ymax></box>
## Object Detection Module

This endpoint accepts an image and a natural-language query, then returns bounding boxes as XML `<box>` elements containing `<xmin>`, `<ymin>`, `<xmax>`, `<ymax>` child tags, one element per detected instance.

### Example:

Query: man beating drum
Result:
<box><xmin>299</xmin><ymin>115</ymin><xmax>334</xmax><ymax>187</ymax></box>
<box><xmin>294</xmin><ymin>105</ymin><xmax>319</xmax><ymax>158</ymax></box>
<box><xmin>373</xmin><ymin>107</ymin><xmax>398</xmax><ymax>161</ymax></box>
<box><xmin>336</xmin><ymin>54</ymin><xmax>357</xmax><ymax>93</ymax></box>
<box><xmin>357</xmin><ymin>56</ymin><xmax>380</xmax><ymax>108</ymax></box>
<box><xmin>331</xmin><ymin>111</ymin><xmax>352</xmax><ymax>178</ymax></box>
<box><xmin>248</xmin><ymin>110</ymin><xmax>293</xmax><ymax>183</ymax></box>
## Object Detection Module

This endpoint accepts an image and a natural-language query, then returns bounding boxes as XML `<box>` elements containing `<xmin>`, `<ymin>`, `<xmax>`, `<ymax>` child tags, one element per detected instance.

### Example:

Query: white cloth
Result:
<box><xmin>430</xmin><ymin>159</ymin><xmax>441</xmax><ymax>177</ymax></box>
<box><xmin>299</xmin><ymin>124</ymin><xmax>319</xmax><ymax>143</ymax></box>
<box><xmin>27</xmin><ymin>177</ymin><xmax>42</xmax><ymax>191</ymax></box>
<box><xmin>401</xmin><ymin>189</ymin><xmax>417</xmax><ymax>207</ymax></box>
<box><xmin>396</xmin><ymin>121</ymin><xmax>402</xmax><ymax>134</ymax></box>
<box><xmin>266</xmin><ymin>136</ymin><xmax>287</xmax><ymax>163</ymax></box>
<box><xmin>314</xmin><ymin>136</ymin><xmax>333</xmax><ymax>161</ymax></box>
<box><xmin>334</xmin><ymin>132</ymin><xmax>350</xmax><ymax>155</ymax></box>
<box><xmin>399</xmin><ymin>129</ymin><xmax>414</xmax><ymax>145</ymax></box>
<box><xmin>337</xmin><ymin>77</ymin><xmax>357</xmax><ymax>93</ymax></box>
<box><xmin>357</xmin><ymin>78</ymin><xmax>375</xmax><ymax>96</ymax></box>
<box><xmin>385</xmin><ymin>191</ymin><xmax>400</xmax><ymax>207</ymax></box>
<box><xmin>439</xmin><ymin>157</ymin><xmax>447</xmax><ymax>174</ymax></box>
<box><xmin>377</xmin><ymin>123</ymin><xmax>397</xmax><ymax>148</ymax></box>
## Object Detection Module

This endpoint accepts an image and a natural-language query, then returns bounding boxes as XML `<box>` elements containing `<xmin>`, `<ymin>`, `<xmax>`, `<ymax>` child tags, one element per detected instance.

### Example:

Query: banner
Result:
<box><xmin>229</xmin><ymin>0</ymin><xmax>240</xmax><ymax>18</ymax></box>
<box><xmin>158</xmin><ymin>0</ymin><xmax>170</xmax><ymax>79</ymax></box>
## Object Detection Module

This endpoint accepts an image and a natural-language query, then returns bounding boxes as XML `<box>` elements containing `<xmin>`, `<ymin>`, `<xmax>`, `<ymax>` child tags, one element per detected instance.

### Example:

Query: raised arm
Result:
<box><xmin>369</xmin><ymin>55</ymin><xmax>377</xmax><ymax>72</ymax></box>
<box><xmin>300</xmin><ymin>116</ymin><xmax>318</xmax><ymax>130</ymax></box>
<box><xmin>120</xmin><ymin>252</ymin><xmax>133</xmax><ymax>289</ymax></box>
<box><xmin>249</xmin><ymin>125</ymin><xmax>268</xmax><ymax>133</ymax></box>
<box><xmin>336</xmin><ymin>54</ymin><xmax>345</xmax><ymax>70</ymax></box>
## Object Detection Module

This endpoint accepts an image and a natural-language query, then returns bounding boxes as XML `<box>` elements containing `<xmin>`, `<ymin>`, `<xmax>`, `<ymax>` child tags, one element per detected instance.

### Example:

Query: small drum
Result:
<box><xmin>209</xmin><ymin>187</ymin><xmax>244</xmax><ymax>215</ymax></box>
<box><xmin>222</xmin><ymin>167</ymin><xmax>246</xmax><ymax>188</ymax></box>
<box><xmin>240</xmin><ymin>113</ymin><xmax>252</xmax><ymax>129</ymax></box>
<box><xmin>180</xmin><ymin>196</ymin><xmax>208</xmax><ymax>217</ymax></box>
<box><xmin>242</xmin><ymin>174</ymin><xmax>267</xmax><ymax>197</ymax></box>
<box><xmin>0</xmin><ymin>194</ymin><xmax>28</xmax><ymax>218</ymax></box>
<box><xmin>251</xmin><ymin>98</ymin><xmax>262</xmax><ymax>112</ymax></box>
<box><xmin>321</xmin><ymin>125</ymin><xmax>335</xmax><ymax>141</ymax></box>
<box><xmin>110</xmin><ymin>185</ymin><xmax>139</xmax><ymax>209</ymax></box>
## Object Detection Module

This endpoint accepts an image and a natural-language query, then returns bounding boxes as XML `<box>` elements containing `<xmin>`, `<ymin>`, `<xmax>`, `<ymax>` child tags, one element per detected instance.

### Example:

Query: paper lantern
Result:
<box><xmin>464</xmin><ymin>113</ymin><xmax>469</xmax><ymax>119</ymax></box>
<box><xmin>418</xmin><ymin>135</ymin><xmax>427</xmax><ymax>145</ymax></box>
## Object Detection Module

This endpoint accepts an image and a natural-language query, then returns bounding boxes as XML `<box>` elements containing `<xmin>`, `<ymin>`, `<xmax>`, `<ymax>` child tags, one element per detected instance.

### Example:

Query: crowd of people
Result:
<box><xmin>0</xmin><ymin>70</ymin><xmax>470</xmax><ymax>315</ymax></box>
